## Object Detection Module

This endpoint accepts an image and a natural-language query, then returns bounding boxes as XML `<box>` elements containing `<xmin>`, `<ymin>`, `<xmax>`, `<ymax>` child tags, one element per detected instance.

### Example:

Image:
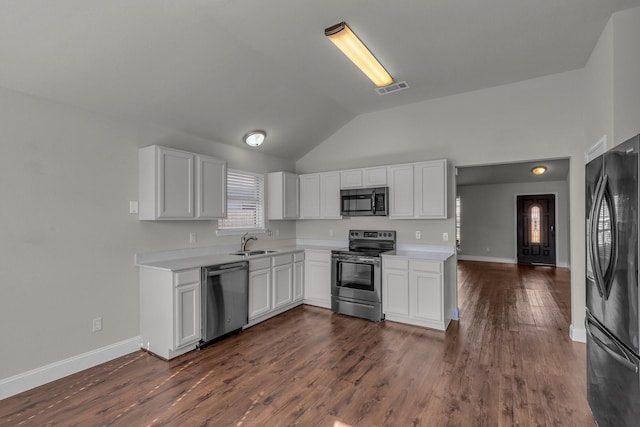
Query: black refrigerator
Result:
<box><xmin>586</xmin><ymin>134</ymin><xmax>640</xmax><ymax>426</ymax></box>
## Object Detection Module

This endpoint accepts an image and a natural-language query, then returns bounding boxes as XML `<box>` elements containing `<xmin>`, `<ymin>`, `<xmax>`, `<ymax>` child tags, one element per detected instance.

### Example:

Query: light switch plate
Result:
<box><xmin>129</xmin><ymin>201</ymin><xmax>139</xmax><ymax>214</ymax></box>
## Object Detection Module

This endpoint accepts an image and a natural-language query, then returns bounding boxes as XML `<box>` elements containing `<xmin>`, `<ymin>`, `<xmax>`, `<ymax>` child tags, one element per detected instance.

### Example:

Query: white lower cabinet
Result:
<box><xmin>304</xmin><ymin>250</ymin><xmax>331</xmax><ymax>308</ymax></box>
<box><xmin>272</xmin><ymin>254</ymin><xmax>294</xmax><ymax>310</ymax></box>
<box><xmin>382</xmin><ymin>256</ymin><xmax>453</xmax><ymax>330</ymax></box>
<box><xmin>247</xmin><ymin>251</ymin><xmax>304</xmax><ymax>326</ymax></box>
<box><xmin>249</xmin><ymin>258</ymin><xmax>272</xmax><ymax>319</ymax></box>
<box><xmin>294</xmin><ymin>252</ymin><xmax>305</xmax><ymax>301</ymax></box>
<box><xmin>139</xmin><ymin>267</ymin><xmax>201</xmax><ymax>360</ymax></box>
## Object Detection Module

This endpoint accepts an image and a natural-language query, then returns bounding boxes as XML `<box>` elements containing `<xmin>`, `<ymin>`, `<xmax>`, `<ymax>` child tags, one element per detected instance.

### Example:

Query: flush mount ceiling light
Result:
<box><xmin>324</xmin><ymin>22</ymin><xmax>393</xmax><ymax>88</ymax></box>
<box><xmin>243</xmin><ymin>130</ymin><xmax>266</xmax><ymax>147</ymax></box>
<box><xmin>531</xmin><ymin>166</ymin><xmax>547</xmax><ymax>176</ymax></box>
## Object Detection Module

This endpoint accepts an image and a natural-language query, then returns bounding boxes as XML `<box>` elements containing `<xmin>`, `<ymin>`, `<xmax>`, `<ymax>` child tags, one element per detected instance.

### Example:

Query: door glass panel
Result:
<box><xmin>530</xmin><ymin>205</ymin><xmax>541</xmax><ymax>244</ymax></box>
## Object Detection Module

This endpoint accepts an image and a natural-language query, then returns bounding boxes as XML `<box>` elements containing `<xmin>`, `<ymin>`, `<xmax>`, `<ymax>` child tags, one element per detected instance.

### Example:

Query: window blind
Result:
<box><xmin>218</xmin><ymin>169</ymin><xmax>264</xmax><ymax>230</ymax></box>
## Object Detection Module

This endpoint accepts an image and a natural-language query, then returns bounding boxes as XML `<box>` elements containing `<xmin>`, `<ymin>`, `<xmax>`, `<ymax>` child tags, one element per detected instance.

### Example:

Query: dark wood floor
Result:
<box><xmin>1</xmin><ymin>261</ymin><xmax>593</xmax><ymax>426</ymax></box>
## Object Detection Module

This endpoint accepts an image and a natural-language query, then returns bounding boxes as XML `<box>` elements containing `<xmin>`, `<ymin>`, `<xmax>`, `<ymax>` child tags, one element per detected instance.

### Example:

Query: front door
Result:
<box><xmin>516</xmin><ymin>194</ymin><xmax>556</xmax><ymax>266</ymax></box>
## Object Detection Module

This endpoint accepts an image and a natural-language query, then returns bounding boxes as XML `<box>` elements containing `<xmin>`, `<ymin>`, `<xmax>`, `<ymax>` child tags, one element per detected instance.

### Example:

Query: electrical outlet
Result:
<box><xmin>442</xmin><ymin>232</ymin><xmax>449</xmax><ymax>241</ymax></box>
<box><xmin>415</xmin><ymin>231</ymin><xmax>421</xmax><ymax>239</ymax></box>
<box><xmin>329</xmin><ymin>229</ymin><xmax>334</xmax><ymax>237</ymax></box>
<box><xmin>92</xmin><ymin>317</ymin><xmax>103</xmax><ymax>332</ymax></box>
<box><xmin>129</xmin><ymin>201</ymin><xmax>138</xmax><ymax>214</ymax></box>
<box><xmin>267</xmin><ymin>229</ymin><xmax>273</xmax><ymax>237</ymax></box>
<box><xmin>189</xmin><ymin>232</ymin><xmax>197</xmax><ymax>243</ymax></box>
<box><xmin>275</xmin><ymin>229</ymin><xmax>280</xmax><ymax>237</ymax></box>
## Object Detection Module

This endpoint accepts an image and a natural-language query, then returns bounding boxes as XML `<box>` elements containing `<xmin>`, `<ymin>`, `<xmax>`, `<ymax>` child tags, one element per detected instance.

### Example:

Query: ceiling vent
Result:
<box><xmin>376</xmin><ymin>81</ymin><xmax>409</xmax><ymax>95</ymax></box>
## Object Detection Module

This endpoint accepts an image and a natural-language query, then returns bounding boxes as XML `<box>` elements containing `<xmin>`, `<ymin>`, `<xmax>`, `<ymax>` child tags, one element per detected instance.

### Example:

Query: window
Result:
<box><xmin>217</xmin><ymin>169</ymin><xmax>264</xmax><ymax>233</ymax></box>
<box><xmin>530</xmin><ymin>205</ymin><xmax>541</xmax><ymax>244</ymax></box>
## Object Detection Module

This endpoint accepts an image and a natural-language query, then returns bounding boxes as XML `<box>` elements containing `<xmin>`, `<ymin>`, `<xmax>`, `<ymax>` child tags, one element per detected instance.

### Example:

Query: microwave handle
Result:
<box><xmin>372</xmin><ymin>190</ymin><xmax>377</xmax><ymax>215</ymax></box>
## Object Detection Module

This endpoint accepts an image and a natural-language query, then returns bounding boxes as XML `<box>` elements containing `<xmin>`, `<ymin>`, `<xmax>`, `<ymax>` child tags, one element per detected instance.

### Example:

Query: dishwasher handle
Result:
<box><xmin>205</xmin><ymin>263</ymin><xmax>248</xmax><ymax>276</ymax></box>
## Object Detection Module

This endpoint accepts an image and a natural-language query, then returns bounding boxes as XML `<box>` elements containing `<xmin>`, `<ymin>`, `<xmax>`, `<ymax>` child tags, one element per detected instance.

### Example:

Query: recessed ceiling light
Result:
<box><xmin>531</xmin><ymin>166</ymin><xmax>547</xmax><ymax>175</ymax></box>
<box><xmin>243</xmin><ymin>130</ymin><xmax>266</xmax><ymax>147</ymax></box>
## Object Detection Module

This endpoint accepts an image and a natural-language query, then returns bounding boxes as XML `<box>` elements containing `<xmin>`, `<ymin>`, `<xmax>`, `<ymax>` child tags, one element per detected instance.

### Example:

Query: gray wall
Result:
<box><xmin>0</xmin><ymin>86</ymin><xmax>295</xmax><ymax>379</ymax></box>
<box><xmin>457</xmin><ymin>181</ymin><xmax>570</xmax><ymax>267</ymax></box>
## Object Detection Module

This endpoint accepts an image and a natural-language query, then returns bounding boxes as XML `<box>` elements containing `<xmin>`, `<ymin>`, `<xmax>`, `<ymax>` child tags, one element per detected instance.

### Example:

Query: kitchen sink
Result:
<box><xmin>229</xmin><ymin>249</ymin><xmax>278</xmax><ymax>256</ymax></box>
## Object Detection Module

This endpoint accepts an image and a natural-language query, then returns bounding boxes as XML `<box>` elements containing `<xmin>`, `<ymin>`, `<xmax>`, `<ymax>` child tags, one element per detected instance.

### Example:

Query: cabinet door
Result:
<box><xmin>273</xmin><ymin>263</ymin><xmax>293</xmax><ymax>309</ymax></box>
<box><xmin>284</xmin><ymin>172</ymin><xmax>300</xmax><ymax>219</ymax></box>
<box><xmin>249</xmin><ymin>269</ymin><xmax>272</xmax><ymax>319</ymax></box>
<box><xmin>388</xmin><ymin>164</ymin><xmax>414</xmax><ymax>218</ymax></box>
<box><xmin>410</xmin><ymin>270</ymin><xmax>443</xmax><ymax>322</ymax></box>
<box><xmin>158</xmin><ymin>148</ymin><xmax>194</xmax><ymax>218</ymax></box>
<box><xmin>299</xmin><ymin>174</ymin><xmax>321</xmax><ymax>219</ymax></box>
<box><xmin>383</xmin><ymin>268</ymin><xmax>410</xmax><ymax>316</ymax></box>
<box><xmin>340</xmin><ymin>169</ymin><xmax>363</xmax><ymax>188</ymax></box>
<box><xmin>174</xmin><ymin>282</ymin><xmax>201</xmax><ymax>348</ymax></box>
<box><xmin>195</xmin><ymin>155</ymin><xmax>226</xmax><ymax>219</ymax></box>
<box><xmin>304</xmin><ymin>259</ymin><xmax>331</xmax><ymax>303</ymax></box>
<box><xmin>364</xmin><ymin>167</ymin><xmax>387</xmax><ymax>187</ymax></box>
<box><xmin>415</xmin><ymin>160</ymin><xmax>447</xmax><ymax>219</ymax></box>
<box><xmin>321</xmin><ymin>172</ymin><xmax>342</xmax><ymax>219</ymax></box>
<box><xmin>294</xmin><ymin>261</ymin><xmax>304</xmax><ymax>301</ymax></box>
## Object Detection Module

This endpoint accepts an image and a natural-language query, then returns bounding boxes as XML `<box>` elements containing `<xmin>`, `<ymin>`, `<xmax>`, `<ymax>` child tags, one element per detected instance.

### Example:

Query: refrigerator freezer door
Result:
<box><xmin>587</xmin><ymin>313</ymin><xmax>640</xmax><ymax>427</ymax></box>
<box><xmin>587</xmin><ymin>135</ymin><xmax>640</xmax><ymax>354</ymax></box>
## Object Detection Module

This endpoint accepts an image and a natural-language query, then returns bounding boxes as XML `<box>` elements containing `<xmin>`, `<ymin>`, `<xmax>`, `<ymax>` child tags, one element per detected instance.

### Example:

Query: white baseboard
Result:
<box><xmin>457</xmin><ymin>255</ymin><xmax>516</xmax><ymax>264</ymax></box>
<box><xmin>570</xmin><ymin>325</ymin><xmax>586</xmax><ymax>343</ymax></box>
<box><xmin>0</xmin><ymin>336</ymin><xmax>140</xmax><ymax>400</ymax></box>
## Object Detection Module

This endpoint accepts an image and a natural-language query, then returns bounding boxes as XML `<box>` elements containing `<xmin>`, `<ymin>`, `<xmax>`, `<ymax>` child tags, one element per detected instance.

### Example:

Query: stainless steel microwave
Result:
<box><xmin>340</xmin><ymin>187</ymin><xmax>388</xmax><ymax>216</ymax></box>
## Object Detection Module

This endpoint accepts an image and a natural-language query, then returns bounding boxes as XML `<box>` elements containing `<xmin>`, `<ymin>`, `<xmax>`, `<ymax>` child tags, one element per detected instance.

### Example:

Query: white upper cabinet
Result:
<box><xmin>299</xmin><ymin>172</ymin><xmax>341</xmax><ymax>219</ymax></box>
<box><xmin>139</xmin><ymin>145</ymin><xmax>226</xmax><ymax>220</ymax></box>
<box><xmin>340</xmin><ymin>169</ymin><xmax>363</xmax><ymax>188</ymax></box>
<box><xmin>321</xmin><ymin>172</ymin><xmax>342</xmax><ymax>219</ymax></box>
<box><xmin>364</xmin><ymin>167</ymin><xmax>387</xmax><ymax>187</ymax></box>
<box><xmin>388</xmin><ymin>160</ymin><xmax>448</xmax><ymax>219</ymax></box>
<box><xmin>414</xmin><ymin>160</ymin><xmax>447</xmax><ymax>219</ymax></box>
<box><xmin>388</xmin><ymin>164</ymin><xmax>415</xmax><ymax>218</ymax></box>
<box><xmin>340</xmin><ymin>167</ymin><xmax>387</xmax><ymax>188</ymax></box>
<box><xmin>195</xmin><ymin>154</ymin><xmax>227</xmax><ymax>219</ymax></box>
<box><xmin>267</xmin><ymin>171</ymin><xmax>299</xmax><ymax>220</ymax></box>
<box><xmin>299</xmin><ymin>174</ymin><xmax>321</xmax><ymax>219</ymax></box>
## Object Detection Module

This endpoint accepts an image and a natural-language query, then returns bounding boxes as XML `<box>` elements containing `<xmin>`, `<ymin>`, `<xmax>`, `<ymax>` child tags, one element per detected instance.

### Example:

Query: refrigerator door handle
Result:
<box><xmin>589</xmin><ymin>174</ymin><xmax>617</xmax><ymax>299</ymax></box>
<box><xmin>586</xmin><ymin>317</ymin><xmax>638</xmax><ymax>373</ymax></box>
<box><xmin>589</xmin><ymin>175</ymin><xmax>607</xmax><ymax>298</ymax></box>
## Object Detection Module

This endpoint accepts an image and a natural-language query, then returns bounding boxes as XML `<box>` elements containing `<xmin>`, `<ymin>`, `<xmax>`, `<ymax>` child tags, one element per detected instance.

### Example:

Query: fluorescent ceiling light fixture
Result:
<box><xmin>531</xmin><ymin>166</ymin><xmax>547</xmax><ymax>175</ymax></box>
<box><xmin>325</xmin><ymin>22</ymin><xmax>393</xmax><ymax>88</ymax></box>
<box><xmin>244</xmin><ymin>130</ymin><xmax>266</xmax><ymax>147</ymax></box>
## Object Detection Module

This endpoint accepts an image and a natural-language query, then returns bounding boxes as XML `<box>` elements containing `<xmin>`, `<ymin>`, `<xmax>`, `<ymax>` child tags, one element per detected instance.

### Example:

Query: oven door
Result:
<box><xmin>331</xmin><ymin>254</ymin><xmax>381</xmax><ymax>302</ymax></box>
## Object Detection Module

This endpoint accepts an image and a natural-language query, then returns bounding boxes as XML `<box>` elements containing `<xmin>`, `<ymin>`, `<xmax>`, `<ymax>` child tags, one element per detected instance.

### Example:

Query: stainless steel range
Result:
<box><xmin>331</xmin><ymin>230</ymin><xmax>396</xmax><ymax>322</ymax></box>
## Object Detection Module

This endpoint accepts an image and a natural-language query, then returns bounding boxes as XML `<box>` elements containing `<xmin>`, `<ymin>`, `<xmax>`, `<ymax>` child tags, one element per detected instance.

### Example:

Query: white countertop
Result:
<box><xmin>136</xmin><ymin>244</ymin><xmax>340</xmax><ymax>271</ymax></box>
<box><xmin>135</xmin><ymin>241</ymin><xmax>455</xmax><ymax>271</ymax></box>
<box><xmin>382</xmin><ymin>249</ymin><xmax>455</xmax><ymax>261</ymax></box>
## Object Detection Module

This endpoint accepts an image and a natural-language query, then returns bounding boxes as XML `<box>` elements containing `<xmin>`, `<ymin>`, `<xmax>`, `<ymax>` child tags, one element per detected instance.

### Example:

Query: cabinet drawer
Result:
<box><xmin>411</xmin><ymin>260</ymin><xmax>442</xmax><ymax>274</ymax></box>
<box><xmin>294</xmin><ymin>251</ymin><xmax>305</xmax><ymax>262</ymax></box>
<box><xmin>250</xmin><ymin>258</ymin><xmax>272</xmax><ymax>271</ymax></box>
<box><xmin>174</xmin><ymin>269</ymin><xmax>200</xmax><ymax>286</ymax></box>
<box><xmin>272</xmin><ymin>254</ymin><xmax>293</xmax><ymax>267</ymax></box>
<box><xmin>383</xmin><ymin>258</ymin><xmax>409</xmax><ymax>270</ymax></box>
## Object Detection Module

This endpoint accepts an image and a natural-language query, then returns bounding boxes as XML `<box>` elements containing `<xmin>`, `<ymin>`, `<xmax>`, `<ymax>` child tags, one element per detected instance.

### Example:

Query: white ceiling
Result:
<box><xmin>456</xmin><ymin>158</ymin><xmax>570</xmax><ymax>186</ymax></box>
<box><xmin>1</xmin><ymin>0</ymin><xmax>639</xmax><ymax>160</ymax></box>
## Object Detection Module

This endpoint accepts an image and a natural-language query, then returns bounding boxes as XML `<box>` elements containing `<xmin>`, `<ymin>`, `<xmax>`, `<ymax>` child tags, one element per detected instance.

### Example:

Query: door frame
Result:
<box><xmin>513</xmin><ymin>191</ymin><xmax>559</xmax><ymax>266</ymax></box>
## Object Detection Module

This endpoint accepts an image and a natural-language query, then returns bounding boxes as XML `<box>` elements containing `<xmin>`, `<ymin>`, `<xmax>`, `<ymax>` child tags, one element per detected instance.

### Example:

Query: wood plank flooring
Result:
<box><xmin>0</xmin><ymin>261</ymin><xmax>593</xmax><ymax>426</ymax></box>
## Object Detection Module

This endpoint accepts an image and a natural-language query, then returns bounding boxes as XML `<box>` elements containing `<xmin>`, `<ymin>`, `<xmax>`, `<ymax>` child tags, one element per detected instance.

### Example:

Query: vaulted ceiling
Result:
<box><xmin>1</xmin><ymin>0</ymin><xmax>639</xmax><ymax>160</ymax></box>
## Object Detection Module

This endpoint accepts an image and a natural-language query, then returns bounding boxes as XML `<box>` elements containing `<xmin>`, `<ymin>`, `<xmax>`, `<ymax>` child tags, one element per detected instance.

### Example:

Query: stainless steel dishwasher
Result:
<box><xmin>199</xmin><ymin>261</ymin><xmax>249</xmax><ymax>348</ymax></box>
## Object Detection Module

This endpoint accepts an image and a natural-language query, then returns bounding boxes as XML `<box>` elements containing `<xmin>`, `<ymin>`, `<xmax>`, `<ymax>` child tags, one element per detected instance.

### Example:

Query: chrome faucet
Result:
<box><xmin>240</xmin><ymin>232</ymin><xmax>258</xmax><ymax>251</ymax></box>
